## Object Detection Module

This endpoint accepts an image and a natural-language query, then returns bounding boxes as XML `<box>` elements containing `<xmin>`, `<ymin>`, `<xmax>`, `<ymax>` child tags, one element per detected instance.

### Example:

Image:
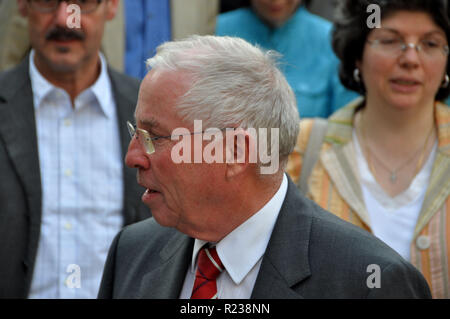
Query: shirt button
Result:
<box><xmin>64</xmin><ymin>222</ymin><xmax>72</xmax><ymax>230</ymax></box>
<box><xmin>416</xmin><ymin>235</ymin><xmax>431</xmax><ymax>250</ymax></box>
<box><xmin>63</xmin><ymin>119</ymin><xmax>72</xmax><ymax>126</ymax></box>
<box><xmin>64</xmin><ymin>169</ymin><xmax>73</xmax><ymax>177</ymax></box>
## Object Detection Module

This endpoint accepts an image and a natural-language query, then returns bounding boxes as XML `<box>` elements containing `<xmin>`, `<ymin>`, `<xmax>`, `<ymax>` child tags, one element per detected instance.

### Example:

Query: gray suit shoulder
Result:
<box><xmin>0</xmin><ymin>64</ymin><xmax>18</xmax><ymax>82</ymax></box>
<box><xmin>0</xmin><ymin>59</ymin><xmax>30</xmax><ymax>101</ymax></box>
<box><xmin>301</xmin><ymin>196</ymin><xmax>431</xmax><ymax>298</ymax></box>
<box><xmin>118</xmin><ymin>217</ymin><xmax>178</xmax><ymax>252</ymax></box>
<box><xmin>113</xmin><ymin>217</ymin><xmax>183</xmax><ymax>275</ymax></box>
<box><xmin>98</xmin><ymin>217</ymin><xmax>181</xmax><ymax>298</ymax></box>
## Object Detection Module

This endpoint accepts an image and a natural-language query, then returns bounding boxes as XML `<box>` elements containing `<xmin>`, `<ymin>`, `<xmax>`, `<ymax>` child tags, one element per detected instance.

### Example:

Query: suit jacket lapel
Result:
<box><xmin>251</xmin><ymin>178</ymin><xmax>311</xmax><ymax>299</ymax></box>
<box><xmin>138</xmin><ymin>233</ymin><xmax>193</xmax><ymax>299</ymax></box>
<box><xmin>0</xmin><ymin>58</ymin><xmax>42</xmax><ymax>285</ymax></box>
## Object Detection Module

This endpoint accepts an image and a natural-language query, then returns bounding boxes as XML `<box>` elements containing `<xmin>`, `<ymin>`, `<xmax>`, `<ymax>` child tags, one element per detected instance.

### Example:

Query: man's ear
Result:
<box><xmin>105</xmin><ymin>0</ymin><xmax>119</xmax><ymax>21</ymax></box>
<box><xmin>225</xmin><ymin>129</ymin><xmax>255</xmax><ymax>179</ymax></box>
<box><xmin>17</xmin><ymin>0</ymin><xmax>29</xmax><ymax>17</ymax></box>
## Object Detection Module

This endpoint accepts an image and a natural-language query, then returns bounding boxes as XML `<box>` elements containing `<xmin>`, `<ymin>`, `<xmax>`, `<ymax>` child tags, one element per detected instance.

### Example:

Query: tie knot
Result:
<box><xmin>196</xmin><ymin>247</ymin><xmax>224</xmax><ymax>280</ymax></box>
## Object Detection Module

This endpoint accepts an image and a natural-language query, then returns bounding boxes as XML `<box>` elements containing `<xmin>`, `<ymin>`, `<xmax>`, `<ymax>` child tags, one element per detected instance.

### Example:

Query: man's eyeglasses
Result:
<box><xmin>367</xmin><ymin>31</ymin><xmax>449</xmax><ymax>58</ymax></box>
<box><xmin>127</xmin><ymin>121</ymin><xmax>226</xmax><ymax>155</ymax></box>
<box><xmin>28</xmin><ymin>0</ymin><xmax>103</xmax><ymax>14</ymax></box>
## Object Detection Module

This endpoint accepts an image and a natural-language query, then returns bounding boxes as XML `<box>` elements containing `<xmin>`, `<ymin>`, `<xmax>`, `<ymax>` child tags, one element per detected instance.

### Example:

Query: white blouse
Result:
<box><xmin>353</xmin><ymin>130</ymin><xmax>437</xmax><ymax>261</ymax></box>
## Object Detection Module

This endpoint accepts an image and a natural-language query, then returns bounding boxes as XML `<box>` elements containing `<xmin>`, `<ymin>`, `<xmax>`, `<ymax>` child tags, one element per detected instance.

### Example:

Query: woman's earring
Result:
<box><xmin>353</xmin><ymin>68</ymin><xmax>361</xmax><ymax>83</ymax></box>
<box><xmin>441</xmin><ymin>74</ymin><xmax>449</xmax><ymax>88</ymax></box>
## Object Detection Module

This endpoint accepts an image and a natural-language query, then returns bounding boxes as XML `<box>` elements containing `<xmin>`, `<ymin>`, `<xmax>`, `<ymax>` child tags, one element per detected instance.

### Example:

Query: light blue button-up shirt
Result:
<box><xmin>28</xmin><ymin>51</ymin><xmax>124</xmax><ymax>299</ymax></box>
<box><xmin>216</xmin><ymin>7</ymin><xmax>360</xmax><ymax>118</ymax></box>
<box><xmin>124</xmin><ymin>0</ymin><xmax>171</xmax><ymax>79</ymax></box>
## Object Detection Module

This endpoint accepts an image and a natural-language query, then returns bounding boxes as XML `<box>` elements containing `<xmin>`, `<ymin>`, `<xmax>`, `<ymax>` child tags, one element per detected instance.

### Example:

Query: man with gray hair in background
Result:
<box><xmin>98</xmin><ymin>35</ymin><xmax>431</xmax><ymax>299</ymax></box>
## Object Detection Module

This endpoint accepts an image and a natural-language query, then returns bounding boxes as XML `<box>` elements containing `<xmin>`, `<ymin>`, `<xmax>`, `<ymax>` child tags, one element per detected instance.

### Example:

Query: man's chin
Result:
<box><xmin>151</xmin><ymin>211</ymin><xmax>177</xmax><ymax>229</ymax></box>
<box><xmin>46</xmin><ymin>55</ymin><xmax>84</xmax><ymax>73</ymax></box>
<box><xmin>40</xmin><ymin>45</ymin><xmax>86</xmax><ymax>72</ymax></box>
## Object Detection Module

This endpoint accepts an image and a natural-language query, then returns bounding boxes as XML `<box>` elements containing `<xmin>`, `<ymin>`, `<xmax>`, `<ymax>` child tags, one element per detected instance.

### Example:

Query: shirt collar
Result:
<box><xmin>89</xmin><ymin>52</ymin><xmax>114</xmax><ymax>118</ymax></box>
<box><xmin>29</xmin><ymin>50</ymin><xmax>56</xmax><ymax>110</ymax></box>
<box><xmin>191</xmin><ymin>173</ymin><xmax>288</xmax><ymax>285</ymax></box>
<box><xmin>29</xmin><ymin>50</ymin><xmax>113</xmax><ymax>118</ymax></box>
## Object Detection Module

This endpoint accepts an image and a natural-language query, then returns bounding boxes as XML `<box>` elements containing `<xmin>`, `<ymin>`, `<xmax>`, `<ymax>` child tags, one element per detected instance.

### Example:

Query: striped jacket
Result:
<box><xmin>286</xmin><ymin>99</ymin><xmax>450</xmax><ymax>298</ymax></box>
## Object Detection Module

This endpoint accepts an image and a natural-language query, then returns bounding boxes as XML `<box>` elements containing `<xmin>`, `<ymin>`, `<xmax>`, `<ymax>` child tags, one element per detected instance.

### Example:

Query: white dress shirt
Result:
<box><xmin>179</xmin><ymin>174</ymin><xmax>288</xmax><ymax>299</ymax></box>
<box><xmin>353</xmin><ymin>130</ymin><xmax>437</xmax><ymax>261</ymax></box>
<box><xmin>28</xmin><ymin>50</ymin><xmax>124</xmax><ymax>298</ymax></box>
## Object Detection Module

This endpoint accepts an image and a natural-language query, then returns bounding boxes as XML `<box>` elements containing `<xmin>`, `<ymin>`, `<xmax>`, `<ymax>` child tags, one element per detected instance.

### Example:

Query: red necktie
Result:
<box><xmin>191</xmin><ymin>247</ymin><xmax>224</xmax><ymax>299</ymax></box>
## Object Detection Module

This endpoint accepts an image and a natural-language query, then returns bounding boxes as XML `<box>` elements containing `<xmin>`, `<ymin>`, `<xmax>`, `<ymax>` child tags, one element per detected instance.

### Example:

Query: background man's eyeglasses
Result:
<box><xmin>28</xmin><ymin>0</ymin><xmax>103</xmax><ymax>14</ymax></box>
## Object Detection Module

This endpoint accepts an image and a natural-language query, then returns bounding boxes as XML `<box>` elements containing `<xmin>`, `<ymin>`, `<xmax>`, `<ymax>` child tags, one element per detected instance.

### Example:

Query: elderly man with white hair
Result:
<box><xmin>98</xmin><ymin>35</ymin><xmax>431</xmax><ymax>299</ymax></box>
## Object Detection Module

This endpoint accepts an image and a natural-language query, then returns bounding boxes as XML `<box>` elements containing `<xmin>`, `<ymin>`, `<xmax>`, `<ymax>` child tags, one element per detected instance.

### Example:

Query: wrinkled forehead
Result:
<box><xmin>134</xmin><ymin>69</ymin><xmax>193</xmax><ymax>130</ymax></box>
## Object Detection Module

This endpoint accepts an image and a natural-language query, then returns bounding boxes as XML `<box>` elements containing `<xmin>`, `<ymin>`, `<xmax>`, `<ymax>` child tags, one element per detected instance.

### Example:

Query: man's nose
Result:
<box><xmin>125</xmin><ymin>138</ymin><xmax>151</xmax><ymax>170</ymax></box>
<box><xmin>54</xmin><ymin>1</ymin><xmax>71</xmax><ymax>27</ymax></box>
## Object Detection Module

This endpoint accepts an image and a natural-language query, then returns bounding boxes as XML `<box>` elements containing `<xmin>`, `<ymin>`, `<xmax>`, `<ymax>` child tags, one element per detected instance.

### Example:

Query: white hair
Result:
<box><xmin>146</xmin><ymin>35</ymin><xmax>300</xmax><ymax>169</ymax></box>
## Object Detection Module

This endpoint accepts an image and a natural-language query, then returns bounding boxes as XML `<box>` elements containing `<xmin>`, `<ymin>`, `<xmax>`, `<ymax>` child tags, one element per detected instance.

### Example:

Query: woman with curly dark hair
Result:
<box><xmin>287</xmin><ymin>0</ymin><xmax>450</xmax><ymax>298</ymax></box>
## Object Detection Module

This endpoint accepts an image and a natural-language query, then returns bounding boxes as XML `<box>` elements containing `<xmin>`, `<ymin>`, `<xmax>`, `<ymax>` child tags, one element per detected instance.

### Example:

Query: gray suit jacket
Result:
<box><xmin>0</xmin><ymin>57</ymin><xmax>151</xmax><ymax>298</ymax></box>
<box><xmin>98</xmin><ymin>178</ymin><xmax>431</xmax><ymax>299</ymax></box>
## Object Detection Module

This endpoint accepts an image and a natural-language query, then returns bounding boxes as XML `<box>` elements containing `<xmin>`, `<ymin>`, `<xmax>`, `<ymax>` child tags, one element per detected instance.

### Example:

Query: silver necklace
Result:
<box><xmin>360</xmin><ymin>113</ymin><xmax>434</xmax><ymax>184</ymax></box>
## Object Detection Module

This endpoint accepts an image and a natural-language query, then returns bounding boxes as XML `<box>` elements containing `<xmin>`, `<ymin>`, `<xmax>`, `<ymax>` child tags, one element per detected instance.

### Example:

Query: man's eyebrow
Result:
<box><xmin>137</xmin><ymin>118</ymin><xmax>159</xmax><ymax>129</ymax></box>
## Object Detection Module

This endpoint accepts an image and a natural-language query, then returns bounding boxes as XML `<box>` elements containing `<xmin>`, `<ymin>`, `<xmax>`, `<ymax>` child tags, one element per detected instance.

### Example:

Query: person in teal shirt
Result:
<box><xmin>216</xmin><ymin>0</ymin><xmax>359</xmax><ymax>118</ymax></box>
